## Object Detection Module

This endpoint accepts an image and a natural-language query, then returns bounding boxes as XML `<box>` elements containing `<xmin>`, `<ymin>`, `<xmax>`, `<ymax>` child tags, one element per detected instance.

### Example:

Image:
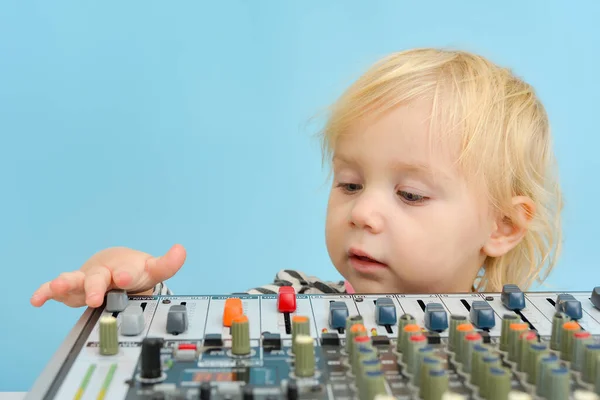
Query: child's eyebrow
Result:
<box><xmin>388</xmin><ymin>160</ymin><xmax>453</xmax><ymax>183</ymax></box>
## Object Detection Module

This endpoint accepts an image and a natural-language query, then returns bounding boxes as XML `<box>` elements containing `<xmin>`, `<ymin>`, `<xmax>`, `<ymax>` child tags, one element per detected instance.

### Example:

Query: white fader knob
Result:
<box><xmin>120</xmin><ymin>304</ymin><xmax>145</xmax><ymax>336</ymax></box>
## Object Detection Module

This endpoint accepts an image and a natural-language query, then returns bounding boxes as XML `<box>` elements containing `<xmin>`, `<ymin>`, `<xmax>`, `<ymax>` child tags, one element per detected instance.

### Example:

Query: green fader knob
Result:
<box><xmin>99</xmin><ymin>315</ymin><xmax>119</xmax><ymax>355</ymax></box>
<box><xmin>294</xmin><ymin>334</ymin><xmax>315</xmax><ymax>377</ymax></box>
<box><xmin>231</xmin><ymin>315</ymin><xmax>251</xmax><ymax>355</ymax></box>
<box><xmin>291</xmin><ymin>315</ymin><xmax>310</xmax><ymax>355</ymax></box>
<box><xmin>345</xmin><ymin>315</ymin><xmax>364</xmax><ymax>353</ymax></box>
<box><xmin>358</xmin><ymin>370</ymin><xmax>387</xmax><ymax>400</ymax></box>
<box><xmin>396</xmin><ymin>314</ymin><xmax>416</xmax><ymax>352</ymax></box>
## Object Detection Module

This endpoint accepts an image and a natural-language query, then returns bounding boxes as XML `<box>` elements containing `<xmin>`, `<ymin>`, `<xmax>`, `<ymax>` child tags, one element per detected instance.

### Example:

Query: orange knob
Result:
<box><xmin>223</xmin><ymin>298</ymin><xmax>243</xmax><ymax>327</ymax></box>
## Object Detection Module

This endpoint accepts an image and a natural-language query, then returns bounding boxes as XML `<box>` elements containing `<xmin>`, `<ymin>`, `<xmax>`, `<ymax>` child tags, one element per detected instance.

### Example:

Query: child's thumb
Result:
<box><xmin>145</xmin><ymin>244</ymin><xmax>187</xmax><ymax>283</ymax></box>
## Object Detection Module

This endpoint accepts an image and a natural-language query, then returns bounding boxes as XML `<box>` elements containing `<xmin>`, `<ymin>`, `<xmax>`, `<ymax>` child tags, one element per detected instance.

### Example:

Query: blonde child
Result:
<box><xmin>30</xmin><ymin>48</ymin><xmax>563</xmax><ymax>309</ymax></box>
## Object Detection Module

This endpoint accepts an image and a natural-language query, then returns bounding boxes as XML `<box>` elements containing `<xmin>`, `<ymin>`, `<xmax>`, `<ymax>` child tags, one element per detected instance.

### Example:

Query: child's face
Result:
<box><xmin>325</xmin><ymin>99</ymin><xmax>494</xmax><ymax>294</ymax></box>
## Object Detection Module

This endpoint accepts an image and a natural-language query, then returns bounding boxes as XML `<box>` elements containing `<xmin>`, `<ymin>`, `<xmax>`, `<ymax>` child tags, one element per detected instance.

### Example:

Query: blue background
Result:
<box><xmin>2</xmin><ymin>0</ymin><xmax>599</xmax><ymax>393</ymax></box>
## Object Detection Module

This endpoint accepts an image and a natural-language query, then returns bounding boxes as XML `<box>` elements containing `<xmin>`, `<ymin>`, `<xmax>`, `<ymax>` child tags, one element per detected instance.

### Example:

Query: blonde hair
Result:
<box><xmin>319</xmin><ymin>48</ymin><xmax>563</xmax><ymax>292</ymax></box>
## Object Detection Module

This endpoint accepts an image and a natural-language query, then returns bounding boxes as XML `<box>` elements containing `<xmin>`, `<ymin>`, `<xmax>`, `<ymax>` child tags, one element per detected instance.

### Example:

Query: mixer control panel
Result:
<box><xmin>26</xmin><ymin>286</ymin><xmax>600</xmax><ymax>399</ymax></box>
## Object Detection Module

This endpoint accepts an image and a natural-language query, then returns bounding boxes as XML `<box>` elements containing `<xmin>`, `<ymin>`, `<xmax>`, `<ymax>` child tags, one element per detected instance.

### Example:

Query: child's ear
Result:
<box><xmin>482</xmin><ymin>196</ymin><xmax>535</xmax><ymax>258</ymax></box>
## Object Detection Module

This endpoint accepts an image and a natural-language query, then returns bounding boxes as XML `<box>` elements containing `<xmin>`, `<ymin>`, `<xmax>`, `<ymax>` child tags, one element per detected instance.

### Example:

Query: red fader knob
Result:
<box><xmin>277</xmin><ymin>286</ymin><xmax>297</xmax><ymax>312</ymax></box>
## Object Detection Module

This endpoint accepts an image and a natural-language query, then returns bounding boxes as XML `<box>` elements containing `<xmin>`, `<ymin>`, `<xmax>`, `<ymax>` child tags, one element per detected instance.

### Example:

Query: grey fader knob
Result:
<box><xmin>106</xmin><ymin>289</ymin><xmax>128</xmax><ymax>312</ymax></box>
<box><xmin>121</xmin><ymin>304</ymin><xmax>145</xmax><ymax>336</ymax></box>
<box><xmin>591</xmin><ymin>287</ymin><xmax>600</xmax><ymax>310</ymax></box>
<box><xmin>167</xmin><ymin>304</ymin><xmax>188</xmax><ymax>334</ymax></box>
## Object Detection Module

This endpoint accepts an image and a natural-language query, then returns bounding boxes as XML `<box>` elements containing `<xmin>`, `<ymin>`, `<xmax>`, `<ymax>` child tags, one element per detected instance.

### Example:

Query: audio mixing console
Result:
<box><xmin>26</xmin><ymin>285</ymin><xmax>600</xmax><ymax>400</ymax></box>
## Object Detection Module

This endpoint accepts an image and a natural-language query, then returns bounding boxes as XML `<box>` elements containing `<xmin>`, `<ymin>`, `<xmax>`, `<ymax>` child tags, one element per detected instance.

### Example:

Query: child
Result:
<box><xmin>30</xmin><ymin>48</ymin><xmax>563</xmax><ymax>309</ymax></box>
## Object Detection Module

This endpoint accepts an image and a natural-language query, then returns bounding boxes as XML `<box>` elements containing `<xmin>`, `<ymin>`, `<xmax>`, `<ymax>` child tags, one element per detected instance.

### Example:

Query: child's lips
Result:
<box><xmin>348</xmin><ymin>247</ymin><xmax>388</xmax><ymax>271</ymax></box>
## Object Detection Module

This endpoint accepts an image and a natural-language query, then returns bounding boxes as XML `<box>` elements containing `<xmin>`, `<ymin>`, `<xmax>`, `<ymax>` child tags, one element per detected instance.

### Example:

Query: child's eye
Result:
<box><xmin>397</xmin><ymin>190</ymin><xmax>427</xmax><ymax>203</ymax></box>
<box><xmin>336</xmin><ymin>182</ymin><xmax>362</xmax><ymax>193</ymax></box>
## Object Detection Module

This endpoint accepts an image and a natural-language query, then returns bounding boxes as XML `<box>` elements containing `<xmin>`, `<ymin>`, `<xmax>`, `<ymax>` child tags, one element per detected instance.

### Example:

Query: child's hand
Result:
<box><xmin>30</xmin><ymin>244</ymin><xmax>186</xmax><ymax>308</ymax></box>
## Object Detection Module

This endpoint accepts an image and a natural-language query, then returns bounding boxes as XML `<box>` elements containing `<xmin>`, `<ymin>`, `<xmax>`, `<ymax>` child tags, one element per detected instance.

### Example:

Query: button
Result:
<box><xmin>374</xmin><ymin>298</ymin><xmax>397</xmax><ymax>325</ymax></box>
<box><xmin>204</xmin><ymin>333</ymin><xmax>223</xmax><ymax>347</ymax></box>
<box><xmin>371</xmin><ymin>335</ymin><xmax>390</xmax><ymax>346</ymax></box>
<box><xmin>425</xmin><ymin>331</ymin><xmax>441</xmax><ymax>345</ymax></box>
<box><xmin>166</xmin><ymin>304</ymin><xmax>188</xmax><ymax>334</ymax></box>
<box><xmin>424</xmin><ymin>303</ymin><xmax>448</xmax><ymax>332</ymax></box>
<box><xmin>592</xmin><ymin>287</ymin><xmax>600</xmax><ymax>310</ymax></box>
<box><xmin>120</xmin><ymin>304</ymin><xmax>145</xmax><ymax>336</ymax></box>
<box><xmin>556</xmin><ymin>294</ymin><xmax>583</xmax><ymax>320</ymax></box>
<box><xmin>501</xmin><ymin>284</ymin><xmax>525</xmax><ymax>310</ymax></box>
<box><xmin>223</xmin><ymin>298</ymin><xmax>243</xmax><ymax>327</ymax></box>
<box><xmin>469</xmin><ymin>301</ymin><xmax>495</xmax><ymax>329</ymax></box>
<box><xmin>106</xmin><ymin>289</ymin><xmax>128</xmax><ymax>312</ymax></box>
<box><xmin>320</xmin><ymin>332</ymin><xmax>340</xmax><ymax>346</ymax></box>
<box><xmin>277</xmin><ymin>286</ymin><xmax>296</xmax><ymax>312</ymax></box>
<box><xmin>328</xmin><ymin>301</ymin><xmax>349</xmax><ymax>329</ymax></box>
<box><xmin>262</xmin><ymin>332</ymin><xmax>281</xmax><ymax>351</ymax></box>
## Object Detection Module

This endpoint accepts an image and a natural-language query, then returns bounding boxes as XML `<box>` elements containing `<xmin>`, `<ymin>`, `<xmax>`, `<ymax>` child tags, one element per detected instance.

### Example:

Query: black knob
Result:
<box><xmin>287</xmin><ymin>381</ymin><xmax>298</xmax><ymax>400</ymax></box>
<box><xmin>242</xmin><ymin>385</ymin><xmax>254</xmax><ymax>400</ymax></box>
<box><xmin>199</xmin><ymin>382</ymin><xmax>211</xmax><ymax>400</ymax></box>
<box><xmin>140</xmin><ymin>337</ymin><xmax>164</xmax><ymax>380</ymax></box>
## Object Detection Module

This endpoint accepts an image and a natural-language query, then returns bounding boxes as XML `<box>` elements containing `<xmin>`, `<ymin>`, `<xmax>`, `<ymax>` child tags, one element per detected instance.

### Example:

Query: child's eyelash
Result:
<box><xmin>397</xmin><ymin>190</ymin><xmax>427</xmax><ymax>204</ymax></box>
<box><xmin>336</xmin><ymin>182</ymin><xmax>362</xmax><ymax>193</ymax></box>
<box><xmin>336</xmin><ymin>183</ymin><xmax>428</xmax><ymax>204</ymax></box>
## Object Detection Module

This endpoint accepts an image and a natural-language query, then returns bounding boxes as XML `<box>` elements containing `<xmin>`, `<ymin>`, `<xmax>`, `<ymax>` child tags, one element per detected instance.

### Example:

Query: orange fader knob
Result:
<box><xmin>223</xmin><ymin>298</ymin><xmax>243</xmax><ymax>327</ymax></box>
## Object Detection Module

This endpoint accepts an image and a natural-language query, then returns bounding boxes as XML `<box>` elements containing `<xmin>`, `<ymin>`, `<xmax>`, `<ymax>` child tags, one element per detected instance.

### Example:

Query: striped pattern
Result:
<box><xmin>241</xmin><ymin>269</ymin><xmax>347</xmax><ymax>295</ymax></box>
<box><xmin>156</xmin><ymin>269</ymin><xmax>347</xmax><ymax>296</ymax></box>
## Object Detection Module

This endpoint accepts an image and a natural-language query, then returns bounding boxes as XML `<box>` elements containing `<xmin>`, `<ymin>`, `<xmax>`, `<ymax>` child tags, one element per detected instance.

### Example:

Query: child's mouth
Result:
<box><xmin>348</xmin><ymin>248</ymin><xmax>388</xmax><ymax>271</ymax></box>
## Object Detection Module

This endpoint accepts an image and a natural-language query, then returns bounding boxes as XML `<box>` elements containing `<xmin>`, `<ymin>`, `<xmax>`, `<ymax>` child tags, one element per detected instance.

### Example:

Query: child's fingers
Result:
<box><xmin>30</xmin><ymin>281</ymin><xmax>53</xmax><ymax>307</ymax></box>
<box><xmin>83</xmin><ymin>266</ymin><xmax>112</xmax><ymax>308</ymax></box>
<box><xmin>145</xmin><ymin>244</ymin><xmax>186</xmax><ymax>283</ymax></box>
<box><xmin>30</xmin><ymin>271</ymin><xmax>86</xmax><ymax>307</ymax></box>
<box><xmin>49</xmin><ymin>271</ymin><xmax>86</xmax><ymax>297</ymax></box>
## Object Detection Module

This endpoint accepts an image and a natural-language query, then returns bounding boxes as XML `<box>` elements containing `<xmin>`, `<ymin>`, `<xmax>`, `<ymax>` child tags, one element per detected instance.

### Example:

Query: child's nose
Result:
<box><xmin>348</xmin><ymin>195</ymin><xmax>384</xmax><ymax>233</ymax></box>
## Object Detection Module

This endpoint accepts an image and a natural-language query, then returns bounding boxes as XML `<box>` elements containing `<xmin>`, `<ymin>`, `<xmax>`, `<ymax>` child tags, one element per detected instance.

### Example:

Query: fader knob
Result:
<box><xmin>329</xmin><ymin>301</ymin><xmax>349</xmax><ymax>329</ymax></box>
<box><xmin>501</xmin><ymin>284</ymin><xmax>525</xmax><ymax>310</ymax></box>
<box><xmin>140</xmin><ymin>337</ymin><xmax>164</xmax><ymax>380</ymax></box>
<box><xmin>469</xmin><ymin>301</ymin><xmax>495</xmax><ymax>329</ymax></box>
<box><xmin>556</xmin><ymin>293</ymin><xmax>583</xmax><ymax>320</ymax></box>
<box><xmin>294</xmin><ymin>334</ymin><xmax>315</xmax><ymax>377</ymax></box>
<box><xmin>106</xmin><ymin>289</ymin><xmax>128</xmax><ymax>312</ymax></box>
<box><xmin>231</xmin><ymin>315</ymin><xmax>251</xmax><ymax>355</ymax></box>
<box><xmin>99</xmin><ymin>315</ymin><xmax>119</xmax><ymax>355</ymax></box>
<box><xmin>121</xmin><ymin>304</ymin><xmax>145</xmax><ymax>336</ymax></box>
<box><xmin>375</xmin><ymin>298</ymin><xmax>397</xmax><ymax>325</ymax></box>
<box><xmin>424</xmin><ymin>303</ymin><xmax>448</xmax><ymax>332</ymax></box>
<box><xmin>591</xmin><ymin>287</ymin><xmax>600</xmax><ymax>310</ymax></box>
<box><xmin>166</xmin><ymin>304</ymin><xmax>188</xmax><ymax>334</ymax></box>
